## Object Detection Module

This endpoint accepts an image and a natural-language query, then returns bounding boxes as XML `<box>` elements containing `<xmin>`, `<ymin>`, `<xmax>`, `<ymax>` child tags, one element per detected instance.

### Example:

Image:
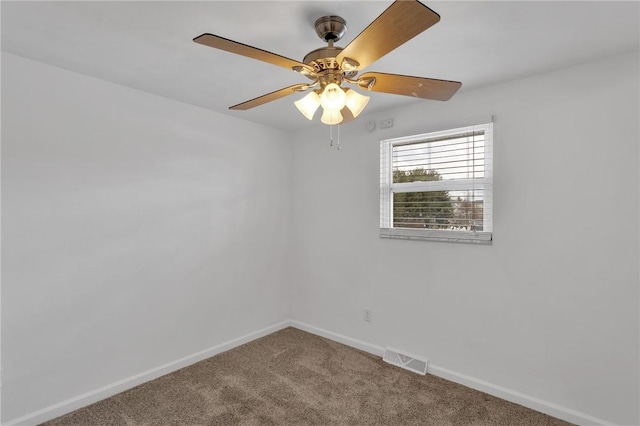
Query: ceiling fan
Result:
<box><xmin>193</xmin><ymin>0</ymin><xmax>461</xmax><ymax>126</ymax></box>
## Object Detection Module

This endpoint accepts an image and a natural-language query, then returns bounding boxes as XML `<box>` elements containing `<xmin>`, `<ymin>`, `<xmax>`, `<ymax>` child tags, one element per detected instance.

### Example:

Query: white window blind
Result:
<box><xmin>380</xmin><ymin>122</ymin><xmax>493</xmax><ymax>244</ymax></box>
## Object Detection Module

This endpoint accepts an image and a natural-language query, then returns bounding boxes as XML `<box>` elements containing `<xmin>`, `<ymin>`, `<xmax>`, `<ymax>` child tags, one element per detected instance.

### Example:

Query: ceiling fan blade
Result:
<box><xmin>336</xmin><ymin>0</ymin><xmax>440</xmax><ymax>71</ymax></box>
<box><xmin>194</xmin><ymin>33</ymin><xmax>314</xmax><ymax>74</ymax></box>
<box><xmin>359</xmin><ymin>72</ymin><xmax>461</xmax><ymax>101</ymax></box>
<box><xmin>229</xmin><ymin>84</ymin><xmax>309</xmax><ymax>110</ymax></box>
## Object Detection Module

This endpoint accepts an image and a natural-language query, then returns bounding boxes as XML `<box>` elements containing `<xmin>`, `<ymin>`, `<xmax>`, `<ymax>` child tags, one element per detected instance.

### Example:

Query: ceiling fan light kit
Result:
<box><xmin>193</xmin><ymin>0</ymin><xmax>461</xmax><ymax>127</ymax></box>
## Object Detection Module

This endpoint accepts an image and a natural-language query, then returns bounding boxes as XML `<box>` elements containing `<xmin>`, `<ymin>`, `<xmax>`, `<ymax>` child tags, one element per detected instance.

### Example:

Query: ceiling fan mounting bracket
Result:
<box><xmin>314</xmin><ymin>15</ymin><xmax>347</xmax><ymax>42</ymax></box>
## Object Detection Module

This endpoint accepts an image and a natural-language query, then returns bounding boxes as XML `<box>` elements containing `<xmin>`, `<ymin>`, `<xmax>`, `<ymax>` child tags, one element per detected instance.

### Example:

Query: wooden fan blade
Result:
<box><xmin>229</xmin><ymin>84</ymin><xmax>309</xmax><ymax>110</ymax></box>
<box><xmin>359</xmin><ymin>72</ymin><xmax>461</xmax><ymax>101</ymax></box>
<box><xmin>194</xmin><ymin>33</ymin><xmax>313</xmax><ymax>74</ymax></box>
<box><xmin>336</xmin><ymin>0</ymin><xmax>440</xmax><ymax>71</ymax></box>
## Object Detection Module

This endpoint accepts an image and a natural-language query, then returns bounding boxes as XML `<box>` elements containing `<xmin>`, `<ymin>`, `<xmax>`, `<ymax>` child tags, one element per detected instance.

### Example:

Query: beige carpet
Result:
<box><xmin>42</xmin><ymin>327</ymin><xmax>572</xmax><ymax>425</ymax></box>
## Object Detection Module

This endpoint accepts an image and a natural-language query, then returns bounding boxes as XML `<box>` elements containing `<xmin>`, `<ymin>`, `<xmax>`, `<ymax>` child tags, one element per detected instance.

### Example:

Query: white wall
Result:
<box><xmin>291</xmin><ymin>51</ymin><xmax>639</xmax><ymax>425</ymax></box>
<box><xmin>1</xmin><ymin>53</ymin><xmax>293</xmax><ymax>422</ymax></box>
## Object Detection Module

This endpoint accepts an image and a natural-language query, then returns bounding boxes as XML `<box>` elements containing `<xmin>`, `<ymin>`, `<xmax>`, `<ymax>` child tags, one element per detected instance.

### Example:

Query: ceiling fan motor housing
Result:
<box><xmin>302</xmin><ymin>46</ymin><xmax>358</xmax><ymax>84</ymax></box>
<box><xmin>303</xmin><ymin>46</ymin><xmax>341</xmax><ymax>73</ymax></box>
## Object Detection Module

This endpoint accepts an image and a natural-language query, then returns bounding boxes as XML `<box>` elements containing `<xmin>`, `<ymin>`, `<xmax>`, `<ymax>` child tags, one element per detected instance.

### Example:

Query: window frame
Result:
<box><xmin>379</xmin><ymin>122</ymin><xmax>493</xmax><ymax>245</ymax></box>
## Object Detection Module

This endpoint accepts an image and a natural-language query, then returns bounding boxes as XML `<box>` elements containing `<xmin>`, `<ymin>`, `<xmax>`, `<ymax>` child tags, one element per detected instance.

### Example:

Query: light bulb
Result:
<box><xmin>320</xmin><ymin>83</ymin><xmax>346</xmax><ymax>111</ymax></box>
<box><xmin>294</xmin><ymin>91</ymin><xmax>321</xmax><ymax>120</ymax></box>
<box><xmin>321</xmin><ymin>108</ymin><xmax>343</xmax><ymax>125</ymax></box>
<box><xmin>344</xmin><ymin>89</ymin><xmax>370</xmax><ymax>118</ymax></box>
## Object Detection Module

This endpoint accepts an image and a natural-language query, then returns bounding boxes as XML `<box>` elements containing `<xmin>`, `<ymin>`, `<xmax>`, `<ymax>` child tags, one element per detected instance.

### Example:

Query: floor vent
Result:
<box><xmin>383</xmin><ymin>347</ymin><xmax>428</xmax><ymax>375</ymax></box>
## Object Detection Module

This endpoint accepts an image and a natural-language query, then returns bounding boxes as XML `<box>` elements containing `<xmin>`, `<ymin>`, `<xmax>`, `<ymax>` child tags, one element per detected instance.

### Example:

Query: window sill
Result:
<box><xmin>379</xmin><ymin>228</ymin><xmax>492</xmax><ymax>245</ymax></box>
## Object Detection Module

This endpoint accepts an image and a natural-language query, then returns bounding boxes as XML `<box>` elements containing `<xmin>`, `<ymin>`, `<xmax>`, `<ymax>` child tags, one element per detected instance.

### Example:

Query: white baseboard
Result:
<box><xmin>289</xmin><ymin>320</ymin><xmax>385</xmax><ymax>358</ymax></box>
<box><xmin>4</xmin><ymin>321</ymin><xmax>291</xmax><ymax>426</ymax></box>
<box><xmin>289</xmin><ymin>320</ymin><xmax>614</xmax><ymax>426</ymax></box>
<box><xmin>427</xmin><ymin>365</ymin><xmax>613</xmax><ymax>426</ymax></box>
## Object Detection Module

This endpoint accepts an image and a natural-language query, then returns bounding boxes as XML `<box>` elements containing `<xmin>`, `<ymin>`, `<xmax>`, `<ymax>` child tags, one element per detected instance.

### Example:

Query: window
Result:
<box><xmin>380</xmin><ymin>122</ymin><xmax>493</xmax><ymax>244</ymax></box>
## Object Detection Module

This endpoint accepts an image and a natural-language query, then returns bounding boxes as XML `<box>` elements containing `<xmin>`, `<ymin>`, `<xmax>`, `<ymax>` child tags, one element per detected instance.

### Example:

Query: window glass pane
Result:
<box><xmin>393</xmin><ymin>189</ymin><xmax>484</xmax><ymax>231</ymax></box>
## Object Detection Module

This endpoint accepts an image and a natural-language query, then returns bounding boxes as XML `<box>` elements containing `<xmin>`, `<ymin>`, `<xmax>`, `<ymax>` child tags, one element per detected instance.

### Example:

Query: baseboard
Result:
<box><xmin>427</xmin><ymin>365</ymin><xmax>613</xmax><ymax>426</ymax></box>
<box><xmin>4</xmin><ymin>320</ymin><xmax>291</xmax><ymax>426</ymax></box>
<box><xmin>288</xmin><ymin>320</ymin><xmax>614</xmax><ymax>426</ymax></box>
<box><xmin>289</xmin><ymin>320</ymin><xmax>385</xmax><ymax>358</ymax></box>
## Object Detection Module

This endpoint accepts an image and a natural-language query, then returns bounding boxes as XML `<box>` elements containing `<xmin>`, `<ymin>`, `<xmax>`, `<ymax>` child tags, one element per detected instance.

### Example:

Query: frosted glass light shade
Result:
<box><xmin>294</xmin><ymin>91</ymin><xmax>321</xmax><ymax>120</ymax></box>
<box><xmin>320</xmin><ymin>83</ymin><xmax>346</xmax><ymax>111</ymax></box>
<box><xmin>344</xmin><ymin>89</ymin><xmax>370</xmax><ymax>118</ymax></box>
<box><xmin>321</xmin><ymin>108</ymin><xmax>343</xmax><ymax>125</ymax></box>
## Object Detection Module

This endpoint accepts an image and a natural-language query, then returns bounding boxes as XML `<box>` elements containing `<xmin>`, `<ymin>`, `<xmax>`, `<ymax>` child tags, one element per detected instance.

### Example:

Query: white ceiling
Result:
<box><xmin>2</xmin><ymin>1</ymin><xmax>638</xmax><ymax>131</ymax></box>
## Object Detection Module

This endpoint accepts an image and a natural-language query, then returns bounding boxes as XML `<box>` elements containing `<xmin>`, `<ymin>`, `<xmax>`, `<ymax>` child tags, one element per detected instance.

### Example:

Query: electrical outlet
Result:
<box><xmin>379</xmin><ymin>118</ymin><xmax>393</xmax><ymax>129</ymax></box>
<box><xmin>364</xmin><ymin>308</ymin><xmax>372</xmax><ymax>322</ymax></box>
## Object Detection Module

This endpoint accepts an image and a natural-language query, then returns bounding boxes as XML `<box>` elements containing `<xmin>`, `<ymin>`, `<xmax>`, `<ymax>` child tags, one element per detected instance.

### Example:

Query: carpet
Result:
<box><xmin>41</xmin><ymin>327</ymin><xmax>572</xmax><ymax>425</ymax></box>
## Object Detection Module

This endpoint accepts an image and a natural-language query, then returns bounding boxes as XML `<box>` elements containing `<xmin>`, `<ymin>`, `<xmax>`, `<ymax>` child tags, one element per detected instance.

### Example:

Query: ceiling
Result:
<box><xmin>2</xmin><ymin>1</ymin><xmax>639</xmax><ymax>131</ymax></box>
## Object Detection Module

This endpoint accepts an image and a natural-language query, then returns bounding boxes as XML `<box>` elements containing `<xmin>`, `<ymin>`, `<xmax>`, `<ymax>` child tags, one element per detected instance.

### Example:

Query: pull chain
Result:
<box><xmin>330</xmin><ymin>124</ymin><xmax>333</xmax><ymax>147</ymax></box>
<box><xmin>329</xmin><ymin>123</ymin><xmax>341</xmax><ymax>150</ymax></box>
